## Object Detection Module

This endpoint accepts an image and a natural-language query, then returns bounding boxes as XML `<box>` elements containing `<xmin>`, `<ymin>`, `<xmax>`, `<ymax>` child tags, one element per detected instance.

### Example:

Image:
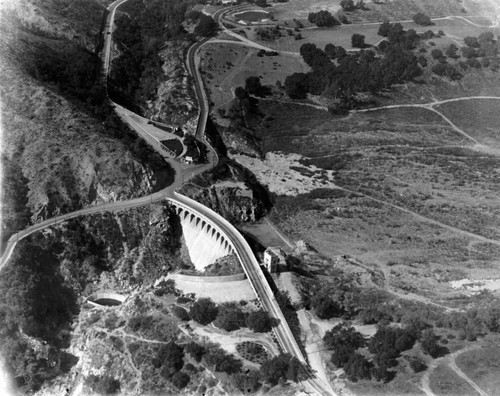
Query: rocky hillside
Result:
<box><xmin>0</xmin><ymin>203</ymin><xmax>191</xmax><ymax>394</ymax></box>
<box><xmin>0</xmin><ymin>0</ymin><xmax>172</xmax><ymax>245</ymax></box>
<box><xmin>180</xmin><ymin>158</ymin><xmax>274</xmax><ymax>223</ymax></box>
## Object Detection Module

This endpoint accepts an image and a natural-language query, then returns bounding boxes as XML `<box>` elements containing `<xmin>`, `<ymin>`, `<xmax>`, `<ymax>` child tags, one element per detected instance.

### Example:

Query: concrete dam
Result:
<box><xmin>170</xmin><ymin>198</ymin><xmax>236</xmax><ymax>271</ymax></box>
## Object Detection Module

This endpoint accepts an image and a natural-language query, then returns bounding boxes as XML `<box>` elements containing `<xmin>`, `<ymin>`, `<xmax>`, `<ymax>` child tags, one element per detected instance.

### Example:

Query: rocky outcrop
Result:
<box><xmin>179</xmin><ymin>158</ymin><xmax>273</xmax><ymax>223</ymax></box>
<box><xmin>187</xmin><ymin>183</ymin><xmax>267</xmax><ymax>223</ymax></box>
<box><xmin>146</xmin><ymin>41</ymin><xmax>198</xmax><ymax>127</ymax></box>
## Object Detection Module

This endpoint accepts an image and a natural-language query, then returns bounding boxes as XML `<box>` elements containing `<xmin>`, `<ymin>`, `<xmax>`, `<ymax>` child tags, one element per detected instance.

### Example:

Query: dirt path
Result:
<box><xmin>353</xmin><ymin>96</ymin><xmax>500</xmax><ymax>151</ymax></box>
<box><xmin>421</xmin><ymin>344</ymin><xmax>487</xmax><ymax>396</ymax></box>
<box><xmin>449</xmin><ymin>355</ymin><xmax>489</xmax><ymax>396</ymax></box>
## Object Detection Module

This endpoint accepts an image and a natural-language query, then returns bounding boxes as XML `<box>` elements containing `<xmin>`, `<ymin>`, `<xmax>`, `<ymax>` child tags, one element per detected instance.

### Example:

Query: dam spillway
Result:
<box><xmin>177</xmin><ymin>205</ymin><xmax>235</xmax><ymax>271</ymax></box>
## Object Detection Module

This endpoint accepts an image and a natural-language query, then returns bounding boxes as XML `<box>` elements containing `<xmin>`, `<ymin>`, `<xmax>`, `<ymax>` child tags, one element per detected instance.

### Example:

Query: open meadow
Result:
<box><xmin>200</xmin><ymin>42</ymin><xmax>308</xmax><ymax>108</ymax></box>
<box><xmin>231</xmin><ymin>100</ymin><xmax>500</xmax><ymax>302</ymax></box>
<box><xmin>436</xmin><ymin>99</ymin><xmax>500</xmax><ymax>149</ymax></box>
<box><xmin>455</xmin><ymin>345</ymin><xmax>500</xmax><ymax>395</ymax></box>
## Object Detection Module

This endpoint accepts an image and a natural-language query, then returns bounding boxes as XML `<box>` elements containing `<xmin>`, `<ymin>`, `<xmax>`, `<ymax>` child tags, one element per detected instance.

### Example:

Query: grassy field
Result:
<box><xmin>200</xmin><ymin>43</ymin><xmax>307</xmax><ymax>108</ymax></box>
<box><xmin>429</xmin><ymin>362</ymin><xmax>479</xmax><ymax>395</ymax></box>
<box><xmin>250</xmin><ymin>103</ymin><xmax>500</xmax><ymax>301</ymax></box>
<box><xmin>436</xmin><ymin>99</ymin><xmax>500</xmax><ymax>149</ymax></box>
<box><xmin>455</xmin><ymin>345</ymin><xmax>500</xmax><ymax>395</ymax></box>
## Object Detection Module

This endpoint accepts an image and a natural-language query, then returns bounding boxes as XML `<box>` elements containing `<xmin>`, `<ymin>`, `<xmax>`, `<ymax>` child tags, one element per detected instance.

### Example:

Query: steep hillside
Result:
<box><xmin>0</xmin><ymin>0</ymin><xmax>172</xmax><ymax>246</ymax></box>
<box><xmin>0</xmin><ymin>203</ymin><xmax>191</xmax><ymax>394</ymax></box>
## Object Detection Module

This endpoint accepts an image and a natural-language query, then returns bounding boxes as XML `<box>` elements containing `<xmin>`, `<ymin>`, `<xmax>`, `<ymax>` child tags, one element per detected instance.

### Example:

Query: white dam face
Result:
<box><xmin>179</xmin><ymin>211</ymin><xmax>233</xmax><ymax>271</ymax></box>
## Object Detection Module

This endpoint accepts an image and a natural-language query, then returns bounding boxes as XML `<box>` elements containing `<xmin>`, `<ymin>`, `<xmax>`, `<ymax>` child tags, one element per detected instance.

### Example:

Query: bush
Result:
<box><xmin>189</xmin><ymin>298</ymin><xmax>218</xmax><ymax>325</ymax></box>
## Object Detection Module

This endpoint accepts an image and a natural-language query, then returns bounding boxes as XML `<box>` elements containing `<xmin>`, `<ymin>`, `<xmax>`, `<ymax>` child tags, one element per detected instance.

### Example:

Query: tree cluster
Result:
<box><xmin>259</xmin><ymin>354</ymin><xmax>308</xmax><ymax>385</ymax></box>
<box><xmin>283</xmin><ymin>35</ymin><xmax>422</xmax><ymax>110</ymax></box>
<box><xmin>246</xmin><ymin>310</ymin><xmax>279</xmax><ymax>333</ymax></box>
<box><xmin>340</xmin><ymin>0</ymin><xmax>365</xmax><ymax>12</ymax></box>
<box><xmin>413</xmin><ymin>12</ymin><xmax>433</xmax><ymax>26</ymax></box>
<box><xmin>214</xmin><ymin>302</ymin><xmax>247</xmax><ymax>331</ymax></box>
<box><xmin>189</xmin><ymin>298</ymin><xmax>219</xmax><ymax>325</ymax></box>
<box><xmin>308</xmin><ymin>10</ymin><xmax>340</xmax><ymax>27</ymax></box>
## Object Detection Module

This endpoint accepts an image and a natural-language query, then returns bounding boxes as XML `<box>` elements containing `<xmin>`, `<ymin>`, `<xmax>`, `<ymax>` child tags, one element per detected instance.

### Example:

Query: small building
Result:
<box><xmin>183</xmin><ymin>155</ymin><xmax>194</xmax><ymax>164</ymax></box>
<box><xmin>263</xmin><ymin>247</ymin><xmax>286</xmax><ymax>273</ymax></box>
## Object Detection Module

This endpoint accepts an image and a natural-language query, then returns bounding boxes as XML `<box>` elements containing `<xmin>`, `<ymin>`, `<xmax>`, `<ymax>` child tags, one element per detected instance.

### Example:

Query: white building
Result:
<box><xmin>263</xmin><ymin>247</ymin><xmax>286</xmax><ymax>273</ymax></box>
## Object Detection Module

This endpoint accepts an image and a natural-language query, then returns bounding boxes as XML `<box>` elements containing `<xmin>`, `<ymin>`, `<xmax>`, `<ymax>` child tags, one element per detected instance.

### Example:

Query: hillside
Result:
<box><xmin>0</xmin><ymin>0</ymin><xmax>172</xmax><ymax>247</ymax></box>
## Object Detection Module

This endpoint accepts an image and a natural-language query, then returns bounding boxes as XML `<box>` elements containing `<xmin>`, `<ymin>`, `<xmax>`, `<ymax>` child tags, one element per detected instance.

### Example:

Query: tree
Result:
<box><xmin>171</xmin><ymin>372</ymin><xmax>190</xmax><ymax>389</ymax></box>
<box><xmin>461</xmin><ymin>46</ymin><xmax>477</xmax><ymax>59</ymax></box>
<box><xmin>205</xmin><ymin>347</ymin><xmax>242</xmax><ymax>374</ymax></box>
<box><xmin>214</xmin><ymin>302</ymin><xmax>247</xmax><ymax>331</ymax></box>
<box><xmin>154</xmin><ymin>342</ymin><xmax>184</xmax><ymax>379</ymax></box>
<box><xmin>445</xmin><ymin>44</ymin><xmax>459</xmax><ymax>58</ymax></box>
<box><xmin>189</xmin><ymin>298</ymin><xmax>218</xmax><ymax>325</ymax></box>
<box><xmin>284</xmin><ymin>73</ymin><xmax>308</xmax><ymax>99</ymax></box>
<box><xmin>246</xmin><ymin>310</ymin><xmax>278</xmax><ymax>333</ymax></box>
<box><xmin>420</xmin><ymin>328</ymin><xmax>440</xmax><ymax>357</ymax></box>
<box><xmin>331</xmin><ymin>344</ymin><xmax>355</xmax><ymax>368</ymax></box>
<box><xmin>311</xmin><ymin>291</ymin><xmax>342</xmax><ymax>319</ymax></box>
<box><xmin>413</xmin><ymin>12</ymin><xmax>433</xmax><ymax>26</ymax></box>
<box><xmin>378</xmin><ymin>21</ymin><xmax>392</xmax><ymax>37</ymax></box>
<box><xmin>351</xmin><ymin>33</ymin><xmax>365</xmax><ymax>48</ymax></box>
<box><xmin>344</xmin><ymin>353</ymin><xmax>372</xmax><ymax>382</ymax></box>
<box><xmin>308</xmin><ymin>10</ymin><xmax>340</xmax><ymax>27</ymax></box>
<box><xmin>323</xmin><ymin>322</ymin><xmax>365</xmax><ymax>350</ymax></box>
<box><xmin>245</xmin><ymin>76</ymin><xmax>268</xmax><ymax>97</ymax></box>
<box><xmin>324</xmin><ymin>43</ymin><xmax>337</xmax><ymax>58</ymax></box>
<box><xmin>195</xmin><ymin>15</ymin><xmax>217</xmax><ymax>37</ymax></box>
<box><xmin>340</xmin><ymin>0</ymin><xmax>356</xmax><ymax>11</ymax></box>
<box><xmin>171</xmin><ymin>305</ymin><xmax>190</xmax><ymax>321</ymax></box>
<box><xmin>233</xmin><ymin>371</ymin><xmax>262</xmax><ymax>393</ymax></box>
<box><xmin>259</xmin><ymin>354</ymin><xmax>306</xmax><ymax>385</ymax></box>
<box><xmin>464</xmin><ymin>36</ymin><xmax>480</xmax><ymax>48</ymax></box>
<box><xmin>185</xmin><ymin>342</ymin><xmax>206</xmax><ymax>363</ymax></box>
<box><xmin>431</xmin><ymin>49</ymin><xmax>444</xmax><ymax>59</ymax></box>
